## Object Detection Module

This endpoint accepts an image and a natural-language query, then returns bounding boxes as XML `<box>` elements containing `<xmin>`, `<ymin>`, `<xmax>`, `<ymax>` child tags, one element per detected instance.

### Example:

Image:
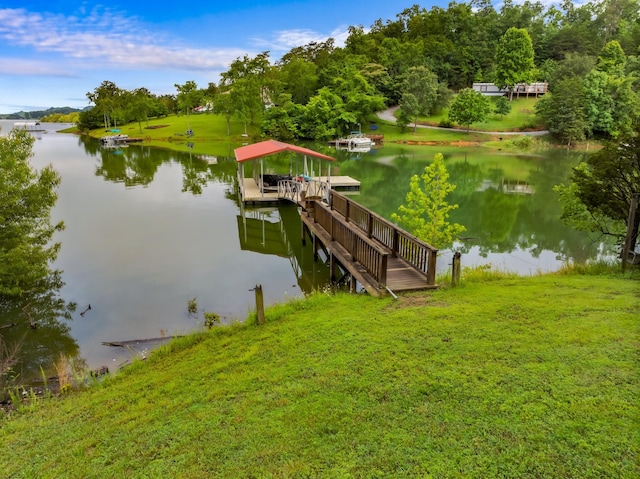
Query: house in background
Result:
<box><xmin>472</xmin><ymin>82</ymin><xmax>548</xmax><ymax>98</ymax></box>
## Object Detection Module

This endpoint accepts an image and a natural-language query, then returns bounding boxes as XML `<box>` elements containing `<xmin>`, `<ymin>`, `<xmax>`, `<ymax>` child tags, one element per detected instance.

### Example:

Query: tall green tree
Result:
<box><xmin>127</xmin><ymin>88</ymin><xmax>154</xmax><ymax>134</ymax></box>
<box><xmin>391</xmin><ymin>153</ymin><xmax>466</xmax><ymax>249</ymax></box>
<box><xmin>448</xmin><ymin>88</ymin><xmax>491</xmax><ymax>132</ymax></box>
<box><xmin>535</xmin><ymin>77</ymin><xmax>588</xmax><ymax>145</ymax></box>
<box><xmin>86</xmin><ymin>80</ymin><xmax>123</xmax><ymax>129</ymax></box>
<box><xmin>0</xmin><ymin>129</ymin><xmax>74</xmax><ymax>329</ymax></box>
<box><xmin>597</xmin><ymin>39</ymin><xmax>627</xmax><ymax>76</ymax></box>
<box><xmin>174</xmin><ymin>80</ymin><xmax>202</xmax><ymax>132</ymax></box>
<box><xmin>494</xmin><ymin>27</ymin><xmax>536</xmax><ymax>100</ymax></box>
<box><xmin>554</xmin><ymin>131</ymin><xmax>640</xmax><ymax>238</ymax></box>
<box><xmin>398</xmin><ymin>66</ymin><xmax>439</xmax><ymax>133</ymax></box>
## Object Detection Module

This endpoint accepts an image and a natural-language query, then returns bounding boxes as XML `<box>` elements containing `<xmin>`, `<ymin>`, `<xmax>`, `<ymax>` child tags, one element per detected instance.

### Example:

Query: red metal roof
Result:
<box><xmin>234</xmin><ymin>140</ymin><xmax>335</xmax><ymax>163</ymax></box>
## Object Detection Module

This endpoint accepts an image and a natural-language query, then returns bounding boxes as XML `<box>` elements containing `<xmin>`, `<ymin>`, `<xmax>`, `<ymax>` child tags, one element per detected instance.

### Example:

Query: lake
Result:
<box><xmin>0</xmin><ymin>121</ymin><xmax>614</xmax><ymax>379</ymax></box>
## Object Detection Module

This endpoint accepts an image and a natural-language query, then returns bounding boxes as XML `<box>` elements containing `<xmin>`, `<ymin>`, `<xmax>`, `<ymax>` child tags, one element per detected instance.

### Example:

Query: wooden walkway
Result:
<box><xmin>300</xmin><ymin>191</ymin><xmax>438</xmax><ymax>297</ymax></box>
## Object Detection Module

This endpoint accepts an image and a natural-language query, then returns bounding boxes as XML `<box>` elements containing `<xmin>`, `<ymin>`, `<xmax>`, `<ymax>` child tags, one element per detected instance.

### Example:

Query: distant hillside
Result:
<box><xmin>0</xmin><ymin>106</ymin><xmax>85</xmax><ymax>120</ymax></box>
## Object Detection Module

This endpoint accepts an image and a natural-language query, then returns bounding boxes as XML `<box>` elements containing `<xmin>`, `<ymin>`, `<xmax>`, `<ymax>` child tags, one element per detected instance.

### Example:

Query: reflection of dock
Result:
<box><xmin>478</xmin><ymin>179</ymin><xmax>534</xmax><ymax>195</ymax></box>
<box><xmin>236</xmin><ymin>206</ymin><xmax>330</xmax><ymax>294</ymax></box>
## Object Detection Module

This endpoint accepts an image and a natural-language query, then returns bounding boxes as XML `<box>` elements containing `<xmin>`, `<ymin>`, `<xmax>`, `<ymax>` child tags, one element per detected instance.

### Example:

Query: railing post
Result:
<box><xmin>452</xmin><ymin>251</ymin><xmax>461</xmax><ymax>286</ymax></box>
<box><xmin>368</xmin><ymin>212</ymin><xmax>373</xmax><ymax>238</ymax></box>
<box><xmin>392</xmin><ymin>230</ymin><xmax>399</xmax><ymax>258</ymax></box>
<box><xmin>427</xmin><ymin>249</ymin><xmax>437</xmax><ymax>286</ymax></box>
<box><xmin>345</xmin><ymin>199</ymin><xmax>350</xmax><ymax>223</ymax></box>
<box><xmin>379</xmin><ymin>253</ymin><xmax>388</xmax><ymax>287</ymax></box>
<box><xmin>254</xmin><ymin>284</ymin><xmax>265</xmax><ymax>325</ymax></box>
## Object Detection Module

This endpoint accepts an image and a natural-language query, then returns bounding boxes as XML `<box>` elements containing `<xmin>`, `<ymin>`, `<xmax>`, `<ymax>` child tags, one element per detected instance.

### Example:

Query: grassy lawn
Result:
<box><xmin>417</xmin><ymin>97</ymin><xmax>545</xmax><ymax>132</ymax></box>
<box><xmin>59</xmin><ymin>98</ymin><xmax>552</xmax><ymax>158</ymax></box>
<box><xmin>1</xmin><ymin>272</ymin><xmax>638</xmax><ymax>478</ymax></box>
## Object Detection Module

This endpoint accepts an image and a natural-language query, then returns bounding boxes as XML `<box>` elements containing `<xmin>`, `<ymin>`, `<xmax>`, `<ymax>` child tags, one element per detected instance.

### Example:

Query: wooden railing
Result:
<box><xmin>329</xmin><ymin>191</ymin><xmax>438</xmax><ymax>285</ymax></box>
<box><xmin>314</xmin><ymin>200</ymin><xmax>388</xmax><ymax>286</ymax></box>
<box><xmin>278</xmin><ymin>179</ymin><xmax>330</xmax><ymax>204</ymax></box>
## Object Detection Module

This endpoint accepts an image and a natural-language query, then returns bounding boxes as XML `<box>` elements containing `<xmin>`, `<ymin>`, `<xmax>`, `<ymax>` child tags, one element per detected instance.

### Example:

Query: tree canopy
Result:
<box><xmin>79</xmin><ymin>0</ymin><xmax>640</xmax><ymax>142</ymax></box>
<box><xmin>392</xmin><ymin>153</ymin><xmax>466</xmax><ymax>249</ymax></box>
<box><xmin>0</xmin><ymin>129</ymin><xmax>74</xmax><ymax>329</ymax></box>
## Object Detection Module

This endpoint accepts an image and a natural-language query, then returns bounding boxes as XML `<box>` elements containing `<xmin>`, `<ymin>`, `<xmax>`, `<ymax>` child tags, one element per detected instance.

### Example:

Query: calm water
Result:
<box><xmin>1</xmin><ymin>121</ymin><xmax>614</xmax><ymax>378</ymax></box>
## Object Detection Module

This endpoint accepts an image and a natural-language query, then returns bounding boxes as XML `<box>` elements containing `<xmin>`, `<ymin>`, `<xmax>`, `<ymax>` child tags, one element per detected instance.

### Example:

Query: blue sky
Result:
<box><xmin>0</xmin><ymin>1</ymin><xmax>534</xmax><ymax>113</ymax></box>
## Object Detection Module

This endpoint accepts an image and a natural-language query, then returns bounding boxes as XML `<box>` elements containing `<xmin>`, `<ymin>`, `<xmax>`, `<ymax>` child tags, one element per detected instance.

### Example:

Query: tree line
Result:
<box><xmin>78</xmin><ymin>0</ymin><xmax>640</xmax><ymax>144</ymax></box>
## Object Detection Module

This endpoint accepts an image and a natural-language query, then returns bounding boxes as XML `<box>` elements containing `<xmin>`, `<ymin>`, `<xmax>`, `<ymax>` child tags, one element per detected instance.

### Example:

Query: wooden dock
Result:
<box><xmin>239</xmin><ymin>175</ymin><xmax>360</xmax><ymax>204</ymax></box>
<box><xmin>300</xmin><ymin>191</ymin><xmax>438</xmax><ymax>296</ymax></box>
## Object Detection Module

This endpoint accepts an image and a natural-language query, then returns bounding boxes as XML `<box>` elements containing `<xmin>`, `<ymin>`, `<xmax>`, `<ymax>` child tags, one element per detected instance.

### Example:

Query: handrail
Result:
<box><xmin>314</xmin><ymin>200</ymin><xmax>388</xmax><ymax>286</ymax></box>
<box><xmin>278</xmin><ymin>179</ymin><xmax>331</xmax><ymax>204</ymax></box>
<box><xmin>329</xmin><ymin>190</ymin><xmax>438</xmax><ymax>285</ymax></box>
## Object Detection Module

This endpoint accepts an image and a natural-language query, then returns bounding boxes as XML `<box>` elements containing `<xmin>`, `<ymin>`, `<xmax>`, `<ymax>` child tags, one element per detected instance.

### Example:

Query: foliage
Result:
<box><xmin>535</xmin><ymin>77</ymin><xmax>588</xmax><ymax>145</ymax></box>
<box><xmin>0</xmin><ymin>130</ymin><xmax>76</xmax><ymax>393</ymax></box>
<box><xmin>447</xmin><ymin>88</ymin><xmax>491</xmax><ymax>132</ymax></box>
<box><xmin>0</xmin><ymin>129</ymin><xmax>73</xmax><ymax>326</ymax></box>
<box><xmin>494</xmin><ymin>27</ymin><xmax>536</xmax><ymax>99</ymax></box>
<box><xmin>553</xmin><ymin>180</ymin><xmax>625</xmax><ymax>238</ymax></box>
<box><xmin>174</xmin><ymin>80</ymin><xmax>202</xmax><ymax>130</ymax></box>
<box><xmin>494</xmin><ymin>96</ymin><xmax>512</xmax><ymax>118</ymax></box>
<box><xmin>391</xmin><ymin>153</ymin><xmax>466</xmax><ymax>249</ymax></box>
<box><xmin>553</xmin><ymin>132</ymin><xmax>640</xmax><ymax>240</ymax></box>
<box><xmin>597</xmin><ymin>39</ymin><xmax>627</xmax><ymax>76</ymax></box>
<box><xmin>571</xmin><ymin>134</ymin><xmax>640</xmax><ymax>225</ymax></box>
<box><xmin>397</xmin><ymin>66</ymin><xmax>440</xmax><ymax>133</ymax></box>
<box><xmin>0</xmin><ymin>276</ymin><xmax>638</xmax><ymax>477</ymax></box>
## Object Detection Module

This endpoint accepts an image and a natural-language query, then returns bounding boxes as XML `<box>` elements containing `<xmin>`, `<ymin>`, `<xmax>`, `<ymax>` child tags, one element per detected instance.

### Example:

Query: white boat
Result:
<box><xmin>100</xmin><ymin>134</ymin><xmax>129</xmax><ymax>146</ymax></box>
<box><xmin>346</xmin><ymin>132</ymin><xmax>375</xmax><ymax>149</ymax></box>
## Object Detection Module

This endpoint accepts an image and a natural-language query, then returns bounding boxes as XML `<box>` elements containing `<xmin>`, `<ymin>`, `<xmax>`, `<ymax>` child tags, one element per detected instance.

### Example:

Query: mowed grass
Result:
<box><xmin>1</xmin><ymin>273</ymin><xmax>638</xmax><ymax>478</ymax></box>
<box><xmin>418</xmin><ymin>97</ymin><xmax>545</xmax><ymax>132</ymax></box>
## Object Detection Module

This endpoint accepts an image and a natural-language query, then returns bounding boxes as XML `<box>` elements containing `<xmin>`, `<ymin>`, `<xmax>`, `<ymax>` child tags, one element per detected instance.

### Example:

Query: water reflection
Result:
<box><xmin>4</xmin><ymin>124</ymin><xmax>616</xmax><ymax>378</ymax></box>
<box><xmin>336</xmin><ymin>145</ymin><xmax>614</xmax><ymax>267</ymax></box>
<box><xmin>236</xmin><ymin>206</ymin><xmax>332</xmax><ymax>293</ymax></box>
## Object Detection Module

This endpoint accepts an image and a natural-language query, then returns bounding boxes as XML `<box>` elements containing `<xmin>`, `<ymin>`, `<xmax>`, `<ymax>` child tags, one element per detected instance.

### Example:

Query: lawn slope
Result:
<box><xmin>1</xmin><ymin>274</ymin><xmax>638</xmax><ymax>478</ymax></box>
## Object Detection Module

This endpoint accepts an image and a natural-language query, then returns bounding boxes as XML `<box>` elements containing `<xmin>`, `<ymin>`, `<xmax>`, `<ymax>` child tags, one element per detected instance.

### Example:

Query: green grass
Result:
<box><xmin>1</xmin><ymin>273</ymin><xmax>638</xmax><ymax>478</ymax></box>
<box><xmin>418</xmin><ymin>97</ymin><xmax>544</xmax><ymax>133</ymax></box>
<box><xmin>59</xmin><ymin>98</ymin><xmax>552</xmax><ymax>158</ymax></box>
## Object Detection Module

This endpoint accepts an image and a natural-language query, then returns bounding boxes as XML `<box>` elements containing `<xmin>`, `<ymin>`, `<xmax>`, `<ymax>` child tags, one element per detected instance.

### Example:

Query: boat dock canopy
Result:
<box><xmin>235</xmin><ymin>140</ymin><xmax>336</xmax><ymax>163</ymax></box>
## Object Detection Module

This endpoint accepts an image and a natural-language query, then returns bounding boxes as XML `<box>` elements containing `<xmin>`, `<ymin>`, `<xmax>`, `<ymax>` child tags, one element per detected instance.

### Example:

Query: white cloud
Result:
<box><xmin>0</xmin><ymin>7</ymin><xmax>247</xmax><ymax>73</ymax></box>
<box><xmin>250</xmin><ymin>26</ymin><xmax>351</xmax><ymax>55</ymax></box>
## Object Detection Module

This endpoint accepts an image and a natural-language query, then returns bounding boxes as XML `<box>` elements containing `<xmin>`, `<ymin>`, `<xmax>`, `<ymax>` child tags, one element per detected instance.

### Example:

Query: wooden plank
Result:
<box><xmin>301</xmin><ymin>214</ymin><xmax>385</xmax><ymax>297</ymax></box>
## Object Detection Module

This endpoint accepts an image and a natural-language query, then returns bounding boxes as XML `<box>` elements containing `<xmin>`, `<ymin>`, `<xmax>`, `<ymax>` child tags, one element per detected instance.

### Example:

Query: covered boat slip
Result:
<box><xmin>235</xmin><ymin>140</ymin><xmax>360</xmax><ymax>204</ymax></box>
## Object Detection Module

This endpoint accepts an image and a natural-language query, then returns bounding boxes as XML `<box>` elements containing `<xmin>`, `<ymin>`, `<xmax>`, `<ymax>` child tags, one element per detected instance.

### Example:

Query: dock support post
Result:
<box><xmin>452</xmin><ymin>252</ymin><xmax>461</xmax><ymax>286</ymax></box>
<box><xmin>330</xmin><ymin>252</ymin><xmax>337</xmax><ymax>281</ymax></box>
<box><xmin>350</xmin><ymin>275</ymin><xmax>357</xmax><ymax>293</ymax></box>
<box><xmin>622</xmin><ymin>193</ymin><xmax>638</xmax><ymax>273</ymax></box>
<box><xmin>255</xmin><ymin>284</ymin><xmax>265</xmax><ymax>325</ymax></box>
<box><xmin>313</xmin><ymin>233</ymin><xmax>318</xmax><ymax>261</ymax></box>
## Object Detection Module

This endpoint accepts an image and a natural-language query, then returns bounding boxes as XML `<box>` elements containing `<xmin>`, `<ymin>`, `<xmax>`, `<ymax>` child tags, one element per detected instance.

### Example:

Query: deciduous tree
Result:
<box><xmin>494</xmin><ymin>27</ymin><xmax>536</xmax><ymax>100</ymax></box>
<box><xmin>398</xmin><ymin>66</ymin><xmax>439</xmax><ymax>133</ymax></box>
<box><xmin>0</xmin><ymin>129</ymin><xmax>74</xmax><ymax>329</ymax></box>
<box><xmin>494</xmin><ymin>96</ymin><xmax>512</xmax><ymax>118</ymax></box>
<box><xmin>391</xmin><ymin>153</ymin><xmax>466</xmax><ymax>249</ymax></box>
<box><xmin>448</xmin><ymin>88</ymin><xmax>491</xmax><ymax>132</ymax></box>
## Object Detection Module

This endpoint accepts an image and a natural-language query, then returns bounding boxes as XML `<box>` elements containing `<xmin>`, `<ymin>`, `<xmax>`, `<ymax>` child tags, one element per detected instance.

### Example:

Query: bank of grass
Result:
<box><xmin>60</xmin><ymin>99</ymin><xmax>550</xmax><ymax>158</ymax></box>
<box><xmin>418</xmin><ymin>97</ymin><xmax>545</xmax><ymax>132</ymax></box>
<box><xmin>1</xmin><ymin>271</ymin><xmax>638</xmax><ymax>478</ymax></box>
